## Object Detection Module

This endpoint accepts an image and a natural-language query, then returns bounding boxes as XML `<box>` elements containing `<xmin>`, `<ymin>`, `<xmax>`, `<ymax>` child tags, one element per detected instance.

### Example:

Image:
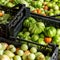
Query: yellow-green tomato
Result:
<box><xmin>14</xmin><ymin>55</ymin><xmax>21</xmax><ymax>60</ymax></box>
<box><xmin>35</xmin><ymin>52</ymin><xmax>45</xmax><ymax>60</ymax></box>
<box><xmin>7</xmin><ymin>45</ymin><xmax>16</xmax><ymax>53</ymax></box>
<box><xmin>54</xmin><ymin>10</ymin><xmax>60</xmax><ymax>15</ymax></box>
<box><xmin>27</xmin><ymin>53</ymin><xmax>35</xmax><ymax>60</ymax></box>
<box><xmin>4</xmin><ymin>50</ymin><xmax>15</xmax><ymax>58</ymax></box>
<box><xmin>17</xmin><ymin>50</ymin><xmax>24</xmax><ymax>56</ymax></box>
<box><xmin>6</xmin><ymin>2</ymin><xmax>15</xmax><ymax>7</ymax></box>
<box><xmin>0</xmin><ymin>55</ymin><xmax>10</xmax><ymax>60</ymax></box>
<box><xmin>45</xmin><ymin>56</ymin><xmax>50</xmax><ymax>60</ymax></box>
<box><xmin>30</xmin><ymin>47</ymin><xmax>37</xmax><ymax>53</ymax></box>
<box><xmin>0</xmin><ymin>50</ymin><xmax>4</xmax><ymax>55</ymax></box>
<box><xmin>10</xmin><ymin>58</ymin><xmax>13</xmax><ymax>60</ymax></box>
<box><xmin>53</xmin><ymin>0</ymin><xmax>58</xmax><ymax>2</ymax></box>
<box><xmin>1</xmin><ymin>43</ymin><xmax>8</xmax><ymax>50</ymax></box>
<box><xmin>35</xmin><ymin>52</ymin><xmax>42</xmax><ymax>57</ymax></box>
<box><xmin>54</xmin><ymin>5</ymin><xmax>59</xmax><ymax>10</ymax></box>
<box><xmin>21</xmin><ymin>44</ymin><xmax>28</xmax><ymax>51</ymax></box>
<box><xmin>47</xmin><ymin>2</ymin><xmax>52</xmax><ymax>7</ymax></box>
<box><xmin>22</xmin><ymin>54</ymin><xmax>28</xmax><ymax>60</ymax></box>
<box><xmin>56</xmin><ymin>29</ymin><xmax>60</xmax><ymax>36</ymax></box>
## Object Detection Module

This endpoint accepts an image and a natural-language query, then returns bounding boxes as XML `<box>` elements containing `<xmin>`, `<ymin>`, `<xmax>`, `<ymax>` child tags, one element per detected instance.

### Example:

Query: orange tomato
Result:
<box><xmin>16</xmin><ymin>48</ymin><xmax>20</xmax><ymax>53</ymax></box>
<box><xmin>24</xmin><ymin>50</ymin><xmax>30</xmax><ymax>55</ymax></box>
<box><xmin>37</xmin><ymin>9</ymin><xmax>41</xmax><ymax>14</ymax></box>
<box><xmin>44</xmin><ymin>6</ymin><xmax>48</xmax><ymax>10</ymax></box>
<box><xmin>0</xmin><ymin>12</ymin><xmax>3</xmax><ymax>17</ymax></box>
<box><xmin>43</xmin><ymin>14</ymin><xmax>46</xmax><ymax>16</ymax></box>
<box><xmin>32</xmin><ymin>10</ymin><xmax>37</xmax><ymax>13</ymax></box>
<box><xmin>44</xmin><ymin>37</ymin><xmax>52</xmax><ymax>43</ymax></box>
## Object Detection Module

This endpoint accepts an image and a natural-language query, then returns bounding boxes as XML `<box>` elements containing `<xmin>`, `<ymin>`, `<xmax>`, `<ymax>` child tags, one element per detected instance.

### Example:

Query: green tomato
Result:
<box><xmin>28</xmin><ymin>17</ymin><xmax>36</xmax><ymax>23</ymax></box>
<box><xmin>54</xmin><ymin>10</ymin><xmax>60</xmax><ymax>15</ymax></box>
<box><xmin>6</xmin><ymin>2</ymin><xmax>15</xmax><ymax>7</ymax></box>
<box><xmin>53</xmin><ymin>35</ymin><xmax>60</xmax><ymax>44</ymax></box>
<box><xmin>18</xmin><ymin>32</ymin><xmax>23</xmax><ymax>37</ymax></box>
<box><xmin>47</xmin><ymin>2</ymin><xmax>52</xmax><ymax>7</ymax></box>
<box><xmin>0</xmin><ymin>0</ymin><xmax>9</xmax><ymax>5</ymax></box>
<box><xmin>29</xmin><ymin>22</ymin><xmax>45</xmax><ymax>34</ymax></box>
<box><xmin>23</xmin><ymin>19</ymin><xmax>29</xmax><ymax>27</ymax></box>
<box><xmin>53</xmin><ymin>0</ymin><xmax>58</xmax><ymax>2</ymax></box>
<box><xmin>14</xmin><ymin>55</ymin><xmax>21</xmax><ymax>60</ymax></box>
<box><xmin>35</xmin><ymin>52</ymin><xmax>45</xmax><ymax>60</ymax></box>
<box><xmin>17</xmin><ymin>50</ymin><xmax>24</xmax><ymax>56</ymax></box>
<box><xmin>30</xmin><ymin>47</ymin><xmax>37</xmax><ymax>53</ymax></box>
<box><xmin>37</xmin><ymin>38</ymin><xmax>46</xmax><ymax>45</ymax></box>
<box><xmin>31</xmin><ymin>35</ymin><xmax>39</xmax><ymax>41</ymax></box>
<box><xmin>32</xmin><ymin>1</ymin><xmax>42</xmax><ymax>8</ymax></box>
<box><xmin>23</xmin><ymin>17</ymin><xmax>36</xmax><ymax>27</ymax></box>
<box><xmin>49</xmin><ymin>12</ymin><xmax>54</xmax><ymax>16</ymax></box>
<box><xmin>53</xmin><ymin>35</ymin><xmax>60</xmax><ymax>49</ymax></box>
<box><xmin>44</xmin><ymin>26</ymin><xmax>56</xmax><ymax>37</ymax></box>
<box><xmin>27</xmin><ymin>53</ymin><xmax>35</xmax><ymax>60</ymax></box>
<box><xmin>14</xmin><ymin>0</ymin><xmax>21</xmax><ymax>4</ymax></box>
<box><xmin>56</xmin><ymin>29</ymin><xmax>60</xmax><ymax>36</ymax></box>
<box><xmin>52</xmin><ymin>2</ymin><xmax>56</xmax><ymax>7</ymax></box>
<box><xmin>24</xmin><ymin>36</ymin><xmax>31</xmax><ymax>40</ymax></box>
<box><xmin>36</xmin><ymin>22</ymin><xmax>45</xmax><ymax>31</ymax></box>
<box><xmin>4</xmin><ymin>50</ymin><xmax>15</xmax><ymax>58</ymax></box>
<box><xmin>24</xmin><ymin>32</ymin><xmax>30</xmax><ymax>36</ymax></box>
<box><xmin>7</xmin><ymin>45</ymin><xmax>16</xmax><ymax>52</ymax></box>
<box><xmin>45</xmin><ymin>56</ymin><xmax>50</xmax><ymax>60</ymax></box>
<box><xmin>21</xmin><ymin>44</ymin><xmax>28</xmax><ymax>51</ymax></box>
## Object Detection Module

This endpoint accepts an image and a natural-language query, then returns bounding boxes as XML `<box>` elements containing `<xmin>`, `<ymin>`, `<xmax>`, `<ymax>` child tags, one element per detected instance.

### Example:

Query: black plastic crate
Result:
<box><xmin>49</xmin><ymin>15</ymin><xmax>60</xmax><ymax>20</ymax></box>
<box><xmin>0</xmin><ymin>37</ymin><xmax>58</xmax><ymax>60</ymax></box>
<box><xmin>10</xmin><ymin>12</ymin><xmax>60</xmax><ymax>37</ymax></box>
<box><xmin>9</xmin><ymin>11</ymin><xmax>60</xmax><ymax>50</ymax></box>
<box><xmin>0</xmin><ymin>4</ymin><xmax>27</xmax><ymax>38</ymax></box>
<box><xmin>9</xmin><ymin>8</ymin><xmax>30</xmax><ymax>37</ymax></box>
<box><xmin>58</xmin><ymin>50</ymin><xmax>60</xmax><ymax>60</ymax></box>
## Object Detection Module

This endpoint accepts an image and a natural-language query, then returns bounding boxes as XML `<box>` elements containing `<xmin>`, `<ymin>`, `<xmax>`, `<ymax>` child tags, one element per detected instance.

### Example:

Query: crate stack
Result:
<box><xmin>0</xmin><ymin>1</ymin><xmax>60</xmax><ymax>60</ymax></box>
